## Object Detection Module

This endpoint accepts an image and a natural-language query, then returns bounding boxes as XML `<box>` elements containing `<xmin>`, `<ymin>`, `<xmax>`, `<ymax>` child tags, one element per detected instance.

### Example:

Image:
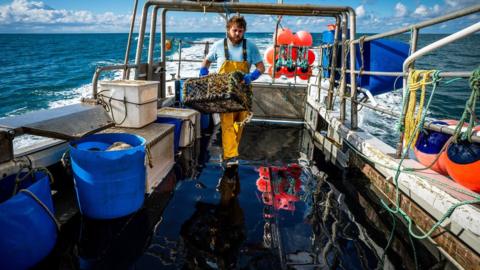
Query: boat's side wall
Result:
<box><xmin>252</xmin><ymin>83</ymin><xmax>307</xmax><ymax>120</ymax></box>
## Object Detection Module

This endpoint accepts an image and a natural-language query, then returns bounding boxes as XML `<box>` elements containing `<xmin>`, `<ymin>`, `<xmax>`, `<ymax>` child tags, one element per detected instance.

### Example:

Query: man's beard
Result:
<box><xmin>227</xmin><ymin>32</ymin><xmax>243</xmax><ymax>45</ymax></box>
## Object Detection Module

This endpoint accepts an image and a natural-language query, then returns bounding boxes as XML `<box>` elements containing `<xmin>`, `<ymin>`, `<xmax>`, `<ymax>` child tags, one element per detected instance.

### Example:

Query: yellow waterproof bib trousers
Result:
<box><xmin>218</xmin><ymin>38</ymin><xmax>250</xmax><ymax>160</ymax></box>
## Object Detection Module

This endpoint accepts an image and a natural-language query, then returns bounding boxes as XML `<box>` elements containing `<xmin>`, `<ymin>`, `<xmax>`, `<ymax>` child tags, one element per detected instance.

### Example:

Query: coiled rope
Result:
<box><xmin>403</xmin><ymin>70</ymin><xmax>435</xmax><ymax>148</ymax></box>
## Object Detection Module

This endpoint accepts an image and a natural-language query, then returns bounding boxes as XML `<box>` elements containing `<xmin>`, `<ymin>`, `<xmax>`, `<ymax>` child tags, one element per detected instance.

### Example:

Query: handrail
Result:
<box><xmin>123</xmin><ymin>0</ymin><xmax>139</xmax><ymax>80</ymax></box>
<box><xmin>394</xmin><ymin>22</ymin><xmax>480</xmax><ymax>156</ymax></box>
<box><xmin>134</xmin><ymin>1</ymin><xmax>355</xmax><ymax>77</ymax></box>
<box><xmin>92</xmin><ymin>64</ymin><xmax>138</xmax><ymax>98</ymax></box>
<box><xmin>352</xmin><ymin>5</ymin><xmax>480</xmax><ymax>44</ymax></box>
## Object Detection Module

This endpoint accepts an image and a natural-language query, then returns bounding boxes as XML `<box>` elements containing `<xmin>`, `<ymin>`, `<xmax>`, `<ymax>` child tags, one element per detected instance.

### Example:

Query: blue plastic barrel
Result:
<box><xmin>201</xmin><ymin>113</ymin><xmax>210</xmax><ymax>130</ymax></box>
<box><xmin>156</xmin><ymin>117</ymin><xmax>182</xmax><ymax>152</ymax></box>
<box><xmin>69</xmin><ymin>133</ymin><xmax>146</xmax><ymax>219</ymax></box>
<box><xmin>0</xmin><ymin>171</ymin><xmax>57</xmax><ymax>270</ymax></box>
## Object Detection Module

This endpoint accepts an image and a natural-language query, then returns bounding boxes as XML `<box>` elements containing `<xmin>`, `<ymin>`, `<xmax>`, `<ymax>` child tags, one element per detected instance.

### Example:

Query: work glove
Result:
<box><xmin>199</xmin><ymin>67</ymin><xmax>209</xmax><ymax>77</ymax></box>
<box><xmin>243</xmin><ymin>69</ymin><xmax>262</xmax><ymax>86</ymax></box>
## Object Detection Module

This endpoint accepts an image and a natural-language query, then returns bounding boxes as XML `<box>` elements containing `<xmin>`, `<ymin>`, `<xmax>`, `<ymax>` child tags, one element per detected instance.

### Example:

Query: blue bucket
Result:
<box><xmin>0</xmin><ymin>171</ymin><xmax>57</xmax><ymax>270</ymax></box>
<box><xmin>69</xmin><ymin>133</ymin><xmax>146</xmax><ymax>219</ymax></box>
<box><xmin>156</xmin><ymin>117</ymin><xmax>182</xmax><ymax>152</ymax></box>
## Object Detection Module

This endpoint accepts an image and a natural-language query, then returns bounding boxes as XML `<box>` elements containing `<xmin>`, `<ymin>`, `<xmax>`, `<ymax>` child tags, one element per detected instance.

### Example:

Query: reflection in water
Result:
<box><xmin>308</xmin><ymin>178</ymin><xmax>381</xmax><ymax>269</ymax></box>
<box><xmin>256</xmin><ymin>164</ymin><xmax>302</xmax><ymax>213</ymax></box>
<box><xmin>180</xmin><ymin>167</ymin><xmax>245</xmax><ymax>269</ymax></box>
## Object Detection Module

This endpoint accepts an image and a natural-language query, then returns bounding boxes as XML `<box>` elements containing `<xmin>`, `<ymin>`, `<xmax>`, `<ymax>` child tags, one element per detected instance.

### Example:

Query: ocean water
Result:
<box><xmin>0</xmin><ymin>33</ymin><xmax>479</xmax><ymax>147</ymax></box>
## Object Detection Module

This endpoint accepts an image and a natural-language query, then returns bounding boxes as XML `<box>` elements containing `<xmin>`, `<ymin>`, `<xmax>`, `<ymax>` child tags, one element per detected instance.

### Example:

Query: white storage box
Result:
<box><xmin>102</xmin><ymin>123</ymin><xmax>175</xmax><ymax>194</ymax></box>
<box><xmin>157</xmin><ymin>107</ymin><xmax>200</xmax><ymax>147</ymax></box>
<box><xmin>99</xmin><ymin>80</ymin><xmax>159</xmax><ymax>128</ymax></box>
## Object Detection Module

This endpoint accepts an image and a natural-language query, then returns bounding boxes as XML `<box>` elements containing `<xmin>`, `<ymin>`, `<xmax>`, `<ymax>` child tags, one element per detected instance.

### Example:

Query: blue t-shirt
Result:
<box><xmin>207</xmin><ymin>38</ymin><xmax>263</xmax><ymax>71</ymax></box>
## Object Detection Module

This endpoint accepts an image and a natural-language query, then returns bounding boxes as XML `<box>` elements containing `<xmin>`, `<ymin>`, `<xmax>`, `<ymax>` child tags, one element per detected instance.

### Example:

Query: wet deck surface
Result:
<box><xmin>37</xmin><ymin>124</ymin><xmax>446</xmax><ymax>269</ymax></box>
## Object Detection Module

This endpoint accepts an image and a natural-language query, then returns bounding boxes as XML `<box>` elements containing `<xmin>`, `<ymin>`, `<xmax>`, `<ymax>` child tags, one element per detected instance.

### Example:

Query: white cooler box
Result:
<box><xmin>102</xmin><ymin>123</ymin><xmax>175</xmax><ymax>194</ymax></box>
<box><xmin>99</xmin><ymin>80</ymin><xmax>159</xmax><ymax>128</ymax></box>
<box><xmin>157</xmin><ymin>107</ymin><xmax>200</xmax><ymax>147</ymax></box>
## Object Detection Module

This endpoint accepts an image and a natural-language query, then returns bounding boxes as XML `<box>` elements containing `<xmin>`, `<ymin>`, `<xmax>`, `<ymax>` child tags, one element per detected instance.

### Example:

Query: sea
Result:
<box><xmin>1</xmin><ymin>33</ymin><xmax>478</xmax><ymax>269</ymax></box>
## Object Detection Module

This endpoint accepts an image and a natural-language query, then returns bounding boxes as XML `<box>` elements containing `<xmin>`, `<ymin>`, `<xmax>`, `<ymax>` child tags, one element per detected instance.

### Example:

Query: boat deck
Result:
<box><xmin>34</xmin><ymin>124</ymin><xmax>448</xmax><ymax>269</ymax></box>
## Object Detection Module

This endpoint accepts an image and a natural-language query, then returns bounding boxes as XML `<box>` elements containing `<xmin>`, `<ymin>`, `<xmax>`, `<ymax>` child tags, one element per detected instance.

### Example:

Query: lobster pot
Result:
<box><xmin>183</xmin><ymin>71</ymin><xmax>252</xmax><ymax>113</ymax></box>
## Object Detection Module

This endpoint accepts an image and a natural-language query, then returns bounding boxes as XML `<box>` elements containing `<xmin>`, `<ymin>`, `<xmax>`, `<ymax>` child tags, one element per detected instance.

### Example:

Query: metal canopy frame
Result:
<box><xmin>133</xmin><ymin>0</ymin><xmax>356</xmax><ymax>111</ymax></box>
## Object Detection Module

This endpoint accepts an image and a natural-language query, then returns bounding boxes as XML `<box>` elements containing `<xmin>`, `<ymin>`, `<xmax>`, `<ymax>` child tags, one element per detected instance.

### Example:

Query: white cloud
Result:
<box><xmin>394</xmin><ymin>2</ymin><xmax>407</xmax><ymax>17</ymax></box>
<box><xmin>412</xmin><ymin>4</ymin><xmax>442</xmax><ymax>18</ymax></box>
<box><xmin>0</xmin><ymin>0</ymin><xmax>130</xmax><ymax>32</ymax></box>
<box><xmin>445</xmin><ymin>0</ymin><xmax>478</xmax><ymax>8</ymax></box>
<box><xmin>413</xmin><ymin>5</ymin><xmax>429</xmax><ymax>17</ymax></box>
<box><xmin>356</xmin><ymin>5</ymin><xmax>366</xmax><ymax>18</ymax></box>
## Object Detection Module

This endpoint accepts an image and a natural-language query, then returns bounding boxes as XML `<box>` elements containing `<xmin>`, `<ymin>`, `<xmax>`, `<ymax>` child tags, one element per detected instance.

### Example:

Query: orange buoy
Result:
<box><xmin>327</xmin><ymin>24</ymin><xmax>336</xmax><ymax>31</ymax></box>
<box><xmin>165</xmin><ymin>39</ymin><xmax>172</xmax><ymax>51</ymax></box>
<box><xmin>414</xmin><ymin>120</ymin><xmax>455</xmax><ymax>175</ymax></box>
<box><xmin>444</xmin><ymin>126</ymin><xmax>480</xmax><ymax>192</ymax></box>
<box><xmin>307</xmin><ymin>49</ymin><xmax>316</xmax><ymax>65</ymax></box>
<box><xmin>281</xmin><ymin>66</ymin><xmax>295</xmax><ymax>78</ymax></box>
<box><xmin>264</xmin><ymin>46</ymin><xmax>275</xmax><ymax>65</ymax></box>
<box><xmin>267</xmin><ymin>66</ymin><xmax>281</xmax><ymax>78</ymax></box>
<box><xmin>275</xmin><ymin>28</ymin><xmax>294</xmax><ymax>45</ymax></box>
<box><xmin>293</xmin><ymin>31</ymin><xmax>313</xmax><ymax>47</ymax></box>
<box><xmin>296</xmin><ymin>66</ymin><xmax>312</xmax><ymax>80</ymax></box>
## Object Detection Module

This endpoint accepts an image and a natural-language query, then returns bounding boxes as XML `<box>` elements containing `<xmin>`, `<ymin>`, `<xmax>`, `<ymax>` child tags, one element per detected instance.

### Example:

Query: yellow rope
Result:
<box><xmin>404</xmin><ymin>70</ymin><xmax>435</xmax><ymax>149</ymax></box>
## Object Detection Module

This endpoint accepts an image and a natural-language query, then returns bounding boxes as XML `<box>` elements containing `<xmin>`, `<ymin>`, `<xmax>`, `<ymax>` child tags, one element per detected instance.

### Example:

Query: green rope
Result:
<box><xmin>343</xmin><ymin>139</ymin><xmax>480</xmax><ymax>199</ymax></box>
<box><xmin>383</xmin><ymin>71</ymin><xmax>442</xmax><ymax>215</ymax></box>
<box><xmin>378</xmin><ymin>209</ymin><xmax>396</xmax><ymax>269</ymax></box>
<box><xmin>408</xmin><ymin>232</ymin><xmax>418</xmax><ymax>270</ymax></box>
<box><xmin>401</xmin><ymin>199</ymin><xmax>480</xmax><ymax>240</ymax></box>
<box><xmin>345</xmin><ymin>70</ymin><xmax>480</xmax><ymax>263</ymax></box>
<box><xmin>455</xmin><ymin>66</ymin><xmax>480</xmax><ymax>142</ymax></box>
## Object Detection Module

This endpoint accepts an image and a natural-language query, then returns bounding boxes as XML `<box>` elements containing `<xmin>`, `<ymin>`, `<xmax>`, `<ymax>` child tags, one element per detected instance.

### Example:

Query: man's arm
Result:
<box><xmin>201</xmin><ymin>58</ymin><xmax>212</xmax><ymax>69</ymax></box>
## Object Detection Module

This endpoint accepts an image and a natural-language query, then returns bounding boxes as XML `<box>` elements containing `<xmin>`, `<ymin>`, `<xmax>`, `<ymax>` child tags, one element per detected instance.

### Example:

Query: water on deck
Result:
<box><xmin>37</xmin><ymin>124</ymin><xmax>446</xmax><ymax>269</ymax></box>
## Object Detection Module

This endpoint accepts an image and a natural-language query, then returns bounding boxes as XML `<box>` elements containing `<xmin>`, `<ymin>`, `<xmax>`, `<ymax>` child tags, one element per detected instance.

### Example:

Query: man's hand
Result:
<box><xmin>199</xmin><ymin>67</ymin><xmax>209</xmax><ymax>77</ymax></box>
<box><xmin>243</xmin><ymin>69</ymin><xmax>262</xmax><ymax>85</ymax></box>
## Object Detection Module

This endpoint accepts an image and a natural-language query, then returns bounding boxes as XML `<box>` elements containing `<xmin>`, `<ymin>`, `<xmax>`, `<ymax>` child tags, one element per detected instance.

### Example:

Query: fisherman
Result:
<box><xmin>199</xmin><ymin>15</ymin><xmax>265</xmax><ymax>168</ymax></box>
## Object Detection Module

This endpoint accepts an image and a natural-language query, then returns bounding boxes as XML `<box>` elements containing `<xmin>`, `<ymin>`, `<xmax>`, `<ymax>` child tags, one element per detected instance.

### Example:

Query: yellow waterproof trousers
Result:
<box><xmin>218</xmin><ymin>59</ymin><xmax>250</xmax><ymax>160</ymax></box>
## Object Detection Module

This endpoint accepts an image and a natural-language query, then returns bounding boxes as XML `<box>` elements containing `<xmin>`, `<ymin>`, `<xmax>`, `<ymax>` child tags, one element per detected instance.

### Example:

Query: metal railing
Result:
<box><xmin>316</xmin><ymin>5</ymin><xmax>480</xmax><ymax>157</ymax></box>
<box><xmin>118</xmin><ymin>0</ymin><xmax>479</xmax><ymax>155</ymax></box>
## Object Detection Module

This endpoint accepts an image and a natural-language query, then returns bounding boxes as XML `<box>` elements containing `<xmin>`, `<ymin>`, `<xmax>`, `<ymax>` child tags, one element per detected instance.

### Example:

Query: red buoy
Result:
<box><xmin>444</xmin><ymin>127</ymin><xmax>480</xmax><ymax>192</ymax></box>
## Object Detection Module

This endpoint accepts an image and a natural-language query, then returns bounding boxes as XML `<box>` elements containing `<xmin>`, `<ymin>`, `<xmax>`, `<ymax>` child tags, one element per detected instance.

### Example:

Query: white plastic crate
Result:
<box><xmin>157</xmin><ymin>107</ymin><xmax>200</xmax><ymax>147</ymax></box>
<box><xmin>99</xmin><ymin>80</ymin><xmax>159</xmax><ymax>128</ymax></box>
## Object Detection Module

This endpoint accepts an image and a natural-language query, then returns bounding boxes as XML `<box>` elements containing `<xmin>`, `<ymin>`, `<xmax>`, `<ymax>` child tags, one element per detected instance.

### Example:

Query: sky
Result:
<box><xmin>0</xmin><ymin>0</ymin><xmax>478</xmax><ymax>33</ymax></box>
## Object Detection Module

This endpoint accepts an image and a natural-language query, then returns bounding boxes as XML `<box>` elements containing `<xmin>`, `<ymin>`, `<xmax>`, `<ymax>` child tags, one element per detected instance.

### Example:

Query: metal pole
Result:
<box><xmin>335</xmin><ymin>69</ymin><xmax>472</xmax><ymax>78</ymax></box>
<box><xmin>123</xmin><ymin>0</ymin><xmax>139</xmax><ymax>80</ymax></box>
<box><xmin>160</xmin><ymin>9</ymin><xmax>167</xmax><ymax>98</ymax></box>
<box><xmin>339</xmin><ymin>12</ymin><xmax>347</xmax><ymax>122</ymax></box>
<box><xmin>348</xmin><ymin>8</ymin><xmax>357</xmax><ymax>129</ymax></box>
<box><xmin>326</xmin><ymin>16</ymin><xmax>340</xmax><ymax>110</ymax></box>
<box><xmin>403</xmin><ymin>22</ymin><xmax>480</xmax><ymax>74</ymax></box>
<box><xmin>134</xmin><ymin>2</ymin><xmax>151</xmax><ymax>79</ymax></box>
<box><xmin>272</xmin><ymin>17</ymin><xmax>281</xmax><ymax>83</ymax></box>
<box><xmin>177</xmin><ymin>40</ymin><xmax>183</xmax><ymax>79</ymax></box>
<box><xmin>147</xmin><ymin>6</ymin><xmax>159</xmax><ymax>80</ymax></box>
<box><xmin>316</xmin><ymin>46</ymin><xmax>323</xmax><ymax>103</ymax></box>
<box><xmin>352</xmin><ymin>5</ymin><xmax>480</xmax><ymax>44</ymax></box>
<box><xmin>92</xmin><ymin>64</ymin><xmax>138</xmax><ymax>98</ymax></box>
